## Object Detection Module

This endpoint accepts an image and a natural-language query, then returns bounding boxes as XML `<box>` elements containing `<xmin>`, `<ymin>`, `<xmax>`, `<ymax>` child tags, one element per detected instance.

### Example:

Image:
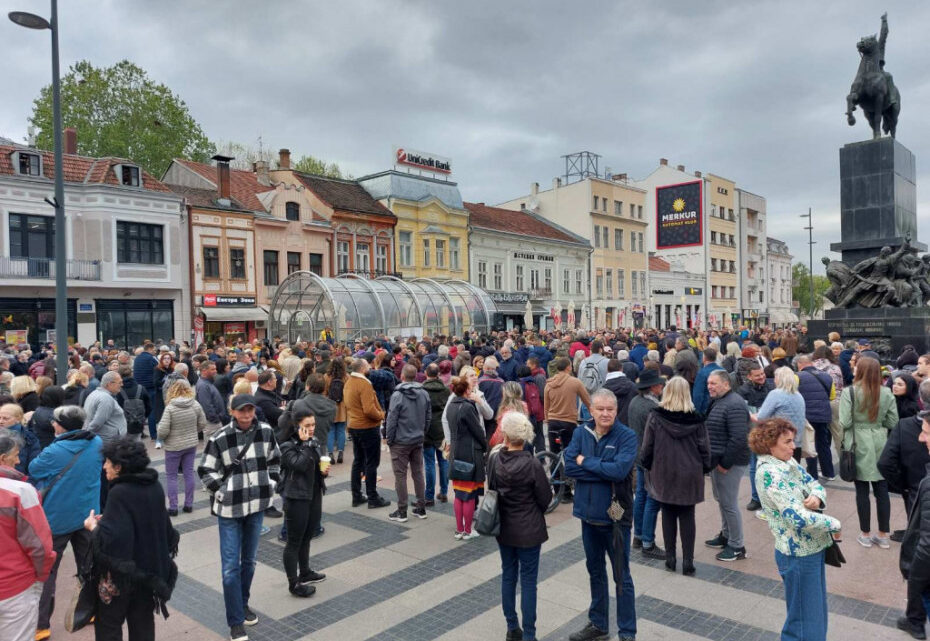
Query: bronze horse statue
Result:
<box><xmin>846</xmin><ymin>13</ymin><xmax>900</xmax><ymax>139</ymax></box>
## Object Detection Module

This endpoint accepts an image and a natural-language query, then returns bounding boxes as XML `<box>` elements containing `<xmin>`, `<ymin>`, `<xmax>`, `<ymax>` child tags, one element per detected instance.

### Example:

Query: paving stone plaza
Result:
<box><xmin>46</xmin><ymin>443</ymin><xmax>911</xmax><ymax>641</ymax></box>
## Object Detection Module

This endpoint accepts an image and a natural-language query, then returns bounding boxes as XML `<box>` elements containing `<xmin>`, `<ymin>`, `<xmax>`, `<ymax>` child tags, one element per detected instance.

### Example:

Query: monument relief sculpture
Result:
<box><xmin>846</xmin><ymin>13</ymin><xmax>900</xmax><ymax>139</ymax></box>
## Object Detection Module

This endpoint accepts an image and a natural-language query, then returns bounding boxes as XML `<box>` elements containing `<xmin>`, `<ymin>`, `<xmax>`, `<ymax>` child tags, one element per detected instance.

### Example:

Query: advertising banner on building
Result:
<box><xmin>655</xmin><ymin>180</ymin><xmax>702</xmax><ymax>249</ymax></box>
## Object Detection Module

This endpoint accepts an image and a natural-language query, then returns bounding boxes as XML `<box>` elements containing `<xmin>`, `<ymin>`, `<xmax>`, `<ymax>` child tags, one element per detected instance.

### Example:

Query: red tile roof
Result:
<box><xmin>649</xmin><ymin>256</ymin><xmax>671</xmax><ymax>272</ymax></box>
<box><xmin>464</xmin><ymin>202</ymin><xmax>587</xmax><ymax>245</ymax></box>
<box><xmin>167</xmin><ymin>184</ymin><xmax>251</xmax><ymax>212</ymax></box>
<box><xmin>295</xmin><ymin>172</ymin><xmax>395</xmax><ymax>219</ymax></box>
<box><xmin>0</xmin><ymin>145</ymin><xmax>172</xmax><ymax>192</ymax></box>
<box><xmin>172</xmin><ymin>159</ymin><xmax>271</xmax><ymax>212</ymax></box>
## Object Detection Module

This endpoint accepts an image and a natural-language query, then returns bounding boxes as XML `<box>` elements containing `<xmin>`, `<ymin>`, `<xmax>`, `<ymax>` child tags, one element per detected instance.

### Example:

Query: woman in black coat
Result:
<box><xmin>640</xmin><ymin>376</ymin><xmax>711</xmax><ymax>576</ymax></box>
<box><xmin>447</xmin><ymin>376</ymin><xmax>488</xmax><ymax>540</ymax></box>
<box><xmin>83</xmin><ymin>437</ymin><xmax>179</xmax><ymax>641</ymax></box>
<box><xmin>279</xmin><ymin>409</ymin><xmax>328</xmax><ymax>598</ymax></box>
<box><xmin>494</xmin><ymin>412</ymin><xmax>550</xmax><ymax>641</ymax></box>
<box><xmin>892</xmin><ymin>373</ymin><xmax>920</xmax><ymax>420</ymax></box>
<box><xmin>28</xmin><ymin>385</ymin><xmax>64</xmax><ymax>449</ymax></box>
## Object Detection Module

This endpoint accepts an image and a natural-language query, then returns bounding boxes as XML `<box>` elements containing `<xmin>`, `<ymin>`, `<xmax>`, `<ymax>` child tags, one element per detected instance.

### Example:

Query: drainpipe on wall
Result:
<box><xmin>185</xmin><ymin>199</ymin><xmax>197</xmax><ymax>345</ymax></box>
<box><xmin>587</xmin><ymin>246</ymin><xmax>594</xmax><ymax>331</ymax></box>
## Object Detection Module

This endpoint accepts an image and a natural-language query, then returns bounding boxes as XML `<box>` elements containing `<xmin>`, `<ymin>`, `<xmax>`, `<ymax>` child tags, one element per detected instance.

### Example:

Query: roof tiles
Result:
<box><xmin>464</xmin><ymin>202</ymin><xmax>586</xmax><ymax>245</ymax></box>
<box><xmin>294</xmin><ymin>172</ymin><xmax>395</xmax><ymax>219</ymax></box>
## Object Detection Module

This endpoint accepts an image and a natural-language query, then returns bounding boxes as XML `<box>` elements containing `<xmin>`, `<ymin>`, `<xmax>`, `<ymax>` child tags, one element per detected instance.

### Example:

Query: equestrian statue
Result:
<box><xmin>846</xmin><ymin>13</ymin><xmax>900</xmax><ymax>139</ymax></box>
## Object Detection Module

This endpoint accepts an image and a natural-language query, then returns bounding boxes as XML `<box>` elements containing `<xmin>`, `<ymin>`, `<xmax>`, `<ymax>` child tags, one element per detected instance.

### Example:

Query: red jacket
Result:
<box><xmin>0</xmin><ymin>465</ymin><xmax>55</xmax><ymax>600</ymax></box>
<box><xmin>569</xmin><ymin>341</ymin><xmax>590</xmax><ymax>358</ymax></box>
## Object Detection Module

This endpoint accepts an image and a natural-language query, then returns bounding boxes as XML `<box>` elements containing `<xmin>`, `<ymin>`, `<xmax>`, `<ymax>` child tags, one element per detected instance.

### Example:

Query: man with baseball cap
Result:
<box><xmin>199</xmin><ymin>394</ymin><xmax>281</xmax><ymax>641</ymax></box>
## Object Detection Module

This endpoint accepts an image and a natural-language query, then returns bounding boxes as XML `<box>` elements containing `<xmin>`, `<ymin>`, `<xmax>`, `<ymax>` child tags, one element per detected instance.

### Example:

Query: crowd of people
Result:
<box><xmin>2</xmin><ymin>323</ymin><xmax>930</xmax><ymax>641</ymax></box>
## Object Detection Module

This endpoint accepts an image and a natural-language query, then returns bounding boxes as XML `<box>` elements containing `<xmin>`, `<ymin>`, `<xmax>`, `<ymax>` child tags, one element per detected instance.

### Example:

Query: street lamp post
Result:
<box><xmin>800</xmin><ymin>209</ymin><xmax>816</xmax><ymax>322</ymax></box>
<box><xmin>10</xmin><ymin>0</ymin><xmax>68</xmax><ymax>384</ymax></box>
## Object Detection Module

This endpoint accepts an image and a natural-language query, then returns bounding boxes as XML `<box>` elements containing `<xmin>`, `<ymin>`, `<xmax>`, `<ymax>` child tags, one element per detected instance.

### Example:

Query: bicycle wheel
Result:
<box><xmin>535</xmin><ymin>450</ymin><xmax>565</xmax><ymax>514</ymax></box>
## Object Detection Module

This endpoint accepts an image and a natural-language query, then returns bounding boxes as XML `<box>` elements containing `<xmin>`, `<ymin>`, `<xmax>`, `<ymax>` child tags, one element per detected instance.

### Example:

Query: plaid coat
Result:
<box><xmin>198</xmin><ymin>419</ymin><xmax>281</xmax><ymax>519</ymax></box>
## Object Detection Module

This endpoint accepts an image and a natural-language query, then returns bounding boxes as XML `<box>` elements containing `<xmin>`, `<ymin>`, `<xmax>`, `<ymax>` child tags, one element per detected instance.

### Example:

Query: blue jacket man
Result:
<box><xmin>692</xmin><ymin>349</ymin><xmax>724</xmax><ymax>415</ymax></box>
<box><xmin>27</xmin><ymin>405</ymin><xmax>102</xmax><ymax>633</ymax></box>
<box><xmin>564</xmin><ymin>389</ymin><xmax>638</xmax><ymax>641</ymax></box>
<box><xmin>629</xmin><ymin>342</ymin><xmax>648</xmax><ymax>371</ymax></box>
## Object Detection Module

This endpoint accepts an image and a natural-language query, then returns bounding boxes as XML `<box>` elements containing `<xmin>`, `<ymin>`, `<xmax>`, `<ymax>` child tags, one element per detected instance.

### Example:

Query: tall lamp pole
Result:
<box><xmin>10</xmin><ymin>0</ymin><xmax>68</xmax><ymax>384</ymax></box>
<box><xmin>800</xmin><ymin>209</ymin><xmax>816</xmax><ymax>321</ymax></box>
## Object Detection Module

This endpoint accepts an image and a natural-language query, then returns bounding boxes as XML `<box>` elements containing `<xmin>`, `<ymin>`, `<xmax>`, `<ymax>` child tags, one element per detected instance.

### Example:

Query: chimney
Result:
<box><xmin>552</xmin><ymin>177</ymin><xmax>562</xmax><ymax>189</ymax></box>
<box><xmin>677</xmin><ymin>164</ymin><xmax>685</xmax><ymax>172</ymax></box>
<box><xmin>212</xmin><ymin>154</ymin><xmax>234</xmax><ymax>203</ymax></box>
<box><xmin>530</xmin><ymin>181</ymin><xmax>539</xmax><ymax>197</ymax></box>
<box><xmin>278</xmin><ymin>148</ymin><xmax>291</xmax><ymax>170</ymax></box>
<box><xmin>254</xmin><ymin>160</ymin><xmax>270</xmax><ymax>186</ymax></box>
<box><xmin>64</xmin><ymin>128</ymin><xmax>77</xmax><ymax>155</ymax></box>
<box><xmin>612</xmin><ymin>173</ymin><xmax>627</xmax><ymax>181</ymax></box>
<box><xmin>659</xmin><ymin>158</ymin><xmax>668</xmax><ymax>166</ymax></box>
<box><xmin>694</xmin><ymin>170</ymin><xmax>702</xmax><ymax>178</ymax></box>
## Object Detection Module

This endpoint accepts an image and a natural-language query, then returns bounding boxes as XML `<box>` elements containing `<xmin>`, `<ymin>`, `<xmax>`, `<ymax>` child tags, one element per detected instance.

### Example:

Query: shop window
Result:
<box><xmin>285</xmin><ymin>202</ymin><xmax>300</xmax><ymax>221</ymax></box>
<box><xmin>309</xmin><ymin>253</ymin><xmax>323</xmax><ymax>276</ymax></box>
<box><xmin>287</xmin><ymin>251</ymin><xmax>301</xmax><ymax>275</ymax></box>
<box><xmin>229</xmin><ymin>248</ymin><xmax>246</xmax><ymax>280</ymax></box>
<box><xmin>96</xmin><ymin>299</ymin><xmax>173</xmax><ymax>347</ymax></box>
<box><xmin>117</xmin><ymin>221</ymin><xmax>163</xmax><ymax>265</ymax></box>
<box><xmin>203</xmin><ymin>247</ymin><xmax>220</xmax><ymax>279</ymax></box>
<box><xmin>399</xmin><ymin>231</ymin><xmax>412</xmax><ymax>266</ymax></box>
<box><xmin>263</xmin><ymin>250</ymin><xmax>279</xmax><ymax>286</ymax></box>
<box><xmin>0</xmin><ymin>298</ymin><xmax>76</xmax><ymax>349</ymax></box>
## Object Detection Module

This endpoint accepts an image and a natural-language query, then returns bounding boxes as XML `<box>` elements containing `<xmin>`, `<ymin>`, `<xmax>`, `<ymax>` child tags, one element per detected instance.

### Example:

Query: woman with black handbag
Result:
<box><xmin>83</xmin><ymin>436</ymin><xmax>179</xmax><ymax>641</ymax></box>
<box><xmin>493</xmin><ymin>412</ymin><xmax>550</xmax><ymax>641</ymax></box>
<box><xmin>446</xmin><ymin>375</ymin><xmax>488</xmax><ymax>541</ymax></box>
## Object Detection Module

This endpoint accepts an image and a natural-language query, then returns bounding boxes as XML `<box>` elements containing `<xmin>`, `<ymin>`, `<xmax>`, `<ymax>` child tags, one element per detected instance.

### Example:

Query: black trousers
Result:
<box><xmin>38</xmin><ymin>528</ymin><xmax>93</xmax><ymax>628</ymax></box>
<box><xmin>94</xmin><ymin>586</ymin><xmax>155</xmax><ymax>641</ymax></box>
<box><xmin>547</xmin><ymin>420</ymin><xmax>576</xmax><ymax>455</ymax></box>
<box><xmin>660</xmin><ymin>503</ymin><xmax>696</xmax><ymax>561</ymax></box>
<box><xmin>283</xmin><ymin>494</ymin><xmax>322</xmax><ymax>581</ymax></box>
<box><xmin>854</xmin><ymin>479</ymin><xmax>890</xmax><ymax>533</ymax></box>
<box><xmin>349</xmin><ymin>427</ymin><xmax>382</xmax><ymax>500</ymax></box>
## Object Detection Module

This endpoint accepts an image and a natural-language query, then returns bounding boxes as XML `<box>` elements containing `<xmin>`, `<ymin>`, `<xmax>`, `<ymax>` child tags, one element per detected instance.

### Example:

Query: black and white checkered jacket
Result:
<box><xmin>198</xmin><ymin>419</ymin><xmax>281</xmax><ymax>519</ymax></box>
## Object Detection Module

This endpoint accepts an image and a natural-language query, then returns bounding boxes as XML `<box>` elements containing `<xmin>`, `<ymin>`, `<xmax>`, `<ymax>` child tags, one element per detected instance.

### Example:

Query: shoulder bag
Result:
<box><xmin>839</xmin><ymin>388</ymin><xmax>857</xmax><ymax>482</ymax></box>
<box><xmin>63</xmin><ymin>546</ymin><xmax>96</xmax><ymax>632</ymax></box>
<box><xmin>474</xmin><ymin>451</ymin><xmax>501</xmax><ymax>536</ymax></box>
<box><xmin>39</xmin><ymin>448</ymin><xmax>85</xmax><ymax>500</ymax></box>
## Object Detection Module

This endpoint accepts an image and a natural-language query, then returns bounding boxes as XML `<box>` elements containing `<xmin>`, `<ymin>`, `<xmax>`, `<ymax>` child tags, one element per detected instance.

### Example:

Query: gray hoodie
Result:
<box><xmin>386</xmin><ymin>382</ymin><xmax>431</xmax><ymax>446</ymax></box>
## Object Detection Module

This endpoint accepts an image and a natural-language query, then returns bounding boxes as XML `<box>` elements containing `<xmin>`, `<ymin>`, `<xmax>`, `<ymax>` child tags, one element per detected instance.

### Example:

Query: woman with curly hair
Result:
<box><xmin>750</xmin><ymin>418</ymin><xmax>841</xmax><ymax>641</ymax></box>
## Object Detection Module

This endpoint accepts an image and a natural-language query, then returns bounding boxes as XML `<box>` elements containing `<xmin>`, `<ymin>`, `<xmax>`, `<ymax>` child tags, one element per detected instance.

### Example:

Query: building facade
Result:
<box><xmin>765</xmin><ymin>237</ymin><xmax>796</xmax><ymax>325</ymax></box>
<box><xmin>0</xmin><ymin>137</ymin><xmax>188</xmax><ymax>349</ymax></box>
<box><xmin>358</xmin><ymin>170</ymin><xmax>469</xmax><ymax>281</ymax></box>
<box><xmin>648</xmin><ymin>256</ymin><xmax>705</xmax><ymax>330</ymax></box>
<box><xmin>737</xmin><ymin>189</ymin><xmax>768</xmax><ymax>327</ymax></box>
<box><xmin>497</xmin><ymin>176</ymin><xmax>649</xmax><ymax>329</ymax></box>
<box><xmin>464</xmin><ymin>202</ymin><xmax>590</xmax><ymax>331</ymax></box>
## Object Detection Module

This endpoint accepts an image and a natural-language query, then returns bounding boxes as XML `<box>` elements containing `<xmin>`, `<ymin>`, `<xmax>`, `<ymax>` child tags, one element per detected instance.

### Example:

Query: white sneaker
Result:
<box><xmin>155</xmin><ymin>440</ymin><xmax>163</xmax><ymax>449</ymax></box>
<box><xmin>454</xmin><ymin>531</ymin><xmax>464</xmax><ymax>540</ymax></box>
<box><xmin>755</xmin><ymin>510</ymin><xmax>768</xmax><ymax>521</ymax></box>
<box><xmin>462</xmin><ymin>531</ymin><xmax>481</xmax><ymax>541</ymax></box>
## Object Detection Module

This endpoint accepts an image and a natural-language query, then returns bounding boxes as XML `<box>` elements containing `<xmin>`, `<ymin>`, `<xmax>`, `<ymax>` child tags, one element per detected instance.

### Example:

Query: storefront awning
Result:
<box><xmin>199</xmin><ymin>306</ymin><xmax>269</xmax><ymax>322</ymax></box>
<box><xmin>770</xmin><ymin>310</ymin><xmax>800</xmax><ymax>324</ymax></box>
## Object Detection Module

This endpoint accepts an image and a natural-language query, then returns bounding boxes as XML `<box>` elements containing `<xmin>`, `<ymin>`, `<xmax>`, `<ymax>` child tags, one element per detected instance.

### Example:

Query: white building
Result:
<box><xmin>648</xmin><ymin>256</ymin><xmax>705</xmax><ymax>330</ymax></box>
<box><xmin>464</xmin><ymin>202</ymin><xmax>591</xmax><ymax>331</ymax></box>
<box><xmin>765</xmin><ymin>237</ymin><xmax>796</xmax><ymax>325</ymax></box>
<box><xmin>0</xmin><ymin>135</ymin><xmax>189</xmax><ymax>348</ymax></box>
<box><xmin>737</xmin><ymin>189</ymin><xmax>768</xmax><ymax>327</ymax></box>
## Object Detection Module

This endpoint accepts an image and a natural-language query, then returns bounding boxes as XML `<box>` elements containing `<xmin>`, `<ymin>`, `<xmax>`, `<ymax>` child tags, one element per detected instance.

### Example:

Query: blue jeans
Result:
<box><xmin>145</xmin><ymin>387</ymin><xmax>157</xmax><ymax>439</ymax></box>
<box><xmin>423</xmin><ymin>445</ymin><xmax>449</xmax><ymax>501</ymax></box>
<box><xmin>749</xmin><ymin>453</ymin><xmax>759</xmax><ymax>503</ymax></box>
<box><xmin>633</xmin><ymin>465</ymin><xmax>659</xmax><ymax>546</ymax></box>
<box><xmin>328</xmin><ymin>421</ymin><xmax>347</xmax><ymax>453</ymax></box>
<box><xmin>775</xmin><ymin>549</ymin><xmax>827</xmax><ymax>641</ymax></box>
<box><xmin>218</xmin><ymin>511</ymin><xmax>264</xmax><ymax>628</ymax></box>
<box><xmin>499</xmin><ymin>544</ymin><xmax>541</xmax><ymax>640</ymax></box>
<box><xmin>581</xmin><ymin>522</ymin><xmax>636</xmax><ymax>637</ymax></box>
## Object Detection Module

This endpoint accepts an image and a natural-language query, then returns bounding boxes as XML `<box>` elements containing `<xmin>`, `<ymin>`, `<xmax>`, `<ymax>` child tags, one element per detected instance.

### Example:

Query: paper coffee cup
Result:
<box><xmin>319</xmin><ymin>456</ymin><xmax>331</xmax><ymax>473</ymax></box>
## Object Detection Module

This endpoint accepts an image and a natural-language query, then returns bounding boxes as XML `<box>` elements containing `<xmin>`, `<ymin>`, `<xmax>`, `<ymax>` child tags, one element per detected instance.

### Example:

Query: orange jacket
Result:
<box><xmin>544</xmin><ymin>371</ymin><xmax>590</xmax><ymax>424</ymax></box>
<box><xmin>344</xmin><ymin>373</ymin><xmax>385</xmax><ymax>429</ymax></box>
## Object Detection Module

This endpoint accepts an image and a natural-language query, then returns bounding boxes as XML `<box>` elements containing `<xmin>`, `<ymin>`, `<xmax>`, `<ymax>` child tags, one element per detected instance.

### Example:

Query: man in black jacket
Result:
<box><xmin>255</xmin><ymin>371</ymin><xmax>284</xmax><ymax>430</ymax></box>
<box><xmin>421</xmin><ymin>364</ymin><xmax>450</xmax><ymax>506</ymax></box>
<box><xmin>737</xmin><ymin>364</ymin><xmax>772</xmax><ymax>512</ymax></box>
<box><xmin>704</xmin><ymin>370</ymin><xmax>750</xmax><ymax>562</ymax></box>
<box><xmin>899</xmin><ymin>408</ymin><xmax>930</xmax><ymax>640</ymax></box>
<box><xmin>883</xmin><ymin>381</ymin><xmax>930</xmax><ymax>639</ymax></box>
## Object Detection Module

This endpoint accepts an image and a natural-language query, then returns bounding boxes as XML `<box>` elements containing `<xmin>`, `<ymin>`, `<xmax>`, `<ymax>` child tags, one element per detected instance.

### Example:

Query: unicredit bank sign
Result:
<box><xmin>394</xmin><ymin>147</ymin><xmax>452</xmax><ymax>174</ymax></box>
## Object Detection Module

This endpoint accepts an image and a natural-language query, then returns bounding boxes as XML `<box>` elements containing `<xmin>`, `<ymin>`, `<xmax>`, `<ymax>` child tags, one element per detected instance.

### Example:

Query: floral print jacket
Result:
<box><xmin>756</xmin><ymin>455</ymin><xmax>841</xmax><ymax>557</ymax></box>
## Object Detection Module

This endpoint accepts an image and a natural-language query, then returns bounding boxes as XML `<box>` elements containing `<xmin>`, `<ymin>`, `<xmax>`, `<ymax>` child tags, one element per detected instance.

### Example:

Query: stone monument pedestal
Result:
<box><xmin>809</xmin><ymin>307</ymin><xmax>930</xmax><ymax>360</ymax></box>
<box><xmin>830</xmin><ymin>137</ymin><xmax>924</xmax><ymax>266</ymax></box>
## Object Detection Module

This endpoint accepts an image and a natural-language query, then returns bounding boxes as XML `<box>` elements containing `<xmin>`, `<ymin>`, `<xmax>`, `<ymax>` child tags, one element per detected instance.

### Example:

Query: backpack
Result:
<box><xmin>328</xmin><ymin>377</ymin><xmax>344</xmax><ymax>404</ymax></box>
<box><xmin>521</xmin><ymin>380</ymin><xmax>545</xmax><ymax>422</ymax></box>
<box><xmin>580</xmin><ymin>358</ymin><xmax>604</xmax><ymax>394</ymax></box>
<box><xmin>120</xmin><ymin>386</ymin><xmax>146</xmax><ymax>435</ymax></box>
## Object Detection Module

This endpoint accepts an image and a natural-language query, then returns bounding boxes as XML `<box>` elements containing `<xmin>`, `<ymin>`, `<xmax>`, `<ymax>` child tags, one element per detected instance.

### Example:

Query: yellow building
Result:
<box><xmin>358</xmin><ymin>170</ymin><xmax>469</xmax><ymax>281</ymax></box>
<box><xmin>705</xmin><ymin>174</ymin><xmax>739</xmax><ymax>315</ymax></box>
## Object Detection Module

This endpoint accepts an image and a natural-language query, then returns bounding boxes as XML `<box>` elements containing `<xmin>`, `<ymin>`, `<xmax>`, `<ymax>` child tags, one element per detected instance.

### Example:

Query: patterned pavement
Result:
<box><xmin>48</xmin><ymin>442</ymin><xmax>913</xmax><ymax>641</ymax></box>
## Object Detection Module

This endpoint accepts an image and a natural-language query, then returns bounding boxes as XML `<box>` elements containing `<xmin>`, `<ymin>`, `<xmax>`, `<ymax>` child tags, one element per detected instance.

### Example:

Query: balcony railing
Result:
<box><xmin>0</xmin><ymin>257</ymin><xmax>101</xmax><ymax>281</ymax></box>
<box><xmin>530</xmin><ymin>287</ymin><xmax>552</xmax><ymax>299</ymax></box>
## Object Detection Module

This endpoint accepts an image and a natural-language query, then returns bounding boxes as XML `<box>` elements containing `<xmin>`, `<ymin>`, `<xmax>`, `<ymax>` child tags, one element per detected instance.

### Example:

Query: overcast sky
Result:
<box><xmin>3</xmin><ymin>0</ymin><xmax>929</xmax><ymax>272</ymax></box>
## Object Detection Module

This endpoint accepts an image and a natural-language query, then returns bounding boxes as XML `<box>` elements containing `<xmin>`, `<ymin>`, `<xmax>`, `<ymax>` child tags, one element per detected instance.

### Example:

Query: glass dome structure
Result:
<box><xmin>268</xmin><ymin>271</ymin><xmax>497</xmax><ymax>343</ymax></box>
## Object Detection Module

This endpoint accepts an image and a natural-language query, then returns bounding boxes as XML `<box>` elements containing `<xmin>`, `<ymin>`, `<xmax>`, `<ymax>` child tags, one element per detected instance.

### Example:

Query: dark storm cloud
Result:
<box><xmin>3</xmin><ymin>0</ymin><xmax>929</xmax><ymax>271</ymax></box>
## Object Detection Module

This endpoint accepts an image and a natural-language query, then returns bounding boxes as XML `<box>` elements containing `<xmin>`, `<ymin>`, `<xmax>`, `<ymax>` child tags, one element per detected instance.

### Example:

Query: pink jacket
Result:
<box><xmin>0</xmin><ymin>465</ymin><xmax>55</xmax><ymax>600</ymax></box>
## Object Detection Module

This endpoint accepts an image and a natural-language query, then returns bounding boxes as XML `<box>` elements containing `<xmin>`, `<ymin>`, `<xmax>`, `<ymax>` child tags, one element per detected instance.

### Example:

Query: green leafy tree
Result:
<box><xmin>29</xmin><ymin>60</ymin><xmax>215</xmax><ymax>177</ymax></box>
<box><xmin>292</xmin><ymin>154</ymin><xmax>351</xmax><ymax>179</ymax></box>
<box><xmin>792</xmin><ymin>262</ymin><xmax>831</xmax><ymax>318</ymax></box>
